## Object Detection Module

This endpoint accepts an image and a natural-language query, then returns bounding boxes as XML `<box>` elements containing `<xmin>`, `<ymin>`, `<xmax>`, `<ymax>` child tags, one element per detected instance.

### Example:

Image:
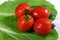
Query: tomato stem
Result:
<box><xmin>52</xmin><ymin>24</ymin><xmax>55</xmax><ymax>29</ymax></box>
<box><xmin>25</xmin><ymin>15</ymin><xmax>30</xmax><ymax>20</ymax></box>
<box><xmin>49</xmin><ymin>13</ymin><xmax>54</xmax><ymax>20</ymax></box>
<box><xmin>25</xmin><ymin>10</ymin><xmax>30</xmax><ymax>15</ymax></box>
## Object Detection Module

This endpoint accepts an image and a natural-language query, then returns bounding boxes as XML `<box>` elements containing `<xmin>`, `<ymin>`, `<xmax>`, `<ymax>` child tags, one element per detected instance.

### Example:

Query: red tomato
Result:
<box><xmin>15</xmin><ymin>3</ymin><xmax>32</xmax><ymax>18</ymax></box>
<box><xmin>34</xmin><ymin>18</ymin><xmax>52</xmax><ymax>35</ymax></box>
<box><xmin>31</xmin><ymin>7</ymin><xmax>50</xmax><ymax>19</ymax></box>
<box><xmin>17</xmin><ymin>15</ymin><xmax>34</xmax><ymax>32</ymax></box>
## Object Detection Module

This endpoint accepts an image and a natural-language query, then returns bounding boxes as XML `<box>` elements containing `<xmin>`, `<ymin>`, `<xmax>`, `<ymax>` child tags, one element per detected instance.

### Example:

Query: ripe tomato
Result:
<box><xmin>34</xmin><ymin>18</ymin><xmax>52</xmax><ymax>35</ymax></box>
<box><xmin>31</xmin><ymin>7</ymin><xmax>50</xmax><ymax>19</ymax></box>
<box><xmin>17</xmin><ymin>15</ymin><xmax>34</xmax><ymax>32</ymax></box>
<box><xmin>15</xmin><ymin>3</ymin><xmax>32</xmax><ymax>18</ymax></box>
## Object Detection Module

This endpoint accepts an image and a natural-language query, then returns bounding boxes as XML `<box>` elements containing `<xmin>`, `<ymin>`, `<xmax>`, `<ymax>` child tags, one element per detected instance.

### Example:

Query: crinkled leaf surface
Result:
<box><xmin>0</xmin><ymin>0</ymin><xmax>58</xmax><ymax>40</ymax></box>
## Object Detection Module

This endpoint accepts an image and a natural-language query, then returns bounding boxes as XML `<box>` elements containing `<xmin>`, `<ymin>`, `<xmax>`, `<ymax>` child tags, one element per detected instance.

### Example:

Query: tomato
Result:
<box><xmin>17</xmin><ymin>15</ymin><xmax>34</xmax><ymax>32</ymax></box>
<box><xmin>15</xmin><ymin>3</ymin><xmax>32</xmax><ymax>18</ymax></box>
<box><xmin>31</xmin><ymin>7</ymin><xmax>50</xmax><ymax>19</ymax></box>
<box><xmin>34</xmin><ymin>18</ymin><xmax>52</xmax><ymax>35</ymax></box>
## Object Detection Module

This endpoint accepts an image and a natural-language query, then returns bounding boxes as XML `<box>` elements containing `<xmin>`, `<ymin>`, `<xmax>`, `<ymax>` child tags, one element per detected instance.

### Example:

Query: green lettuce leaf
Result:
<box><xmin>0</xmin><ymin>0</ymin><xmax>58</xmax><ymax>40</ymax></box>
<box><xmin>0</xmin><ymin>16</ymin><xmax>58</xmax><ymax>40</ymax></box>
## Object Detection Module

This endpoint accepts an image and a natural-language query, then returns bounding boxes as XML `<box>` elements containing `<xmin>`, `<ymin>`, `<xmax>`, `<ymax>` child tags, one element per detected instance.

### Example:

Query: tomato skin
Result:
<box><xmin>15</xmin><ymin>3</ymin><xmax>32</xmax><ymax>18</ymax></box>
<box><xmin>34</xmin><ymin>18</ymin><xmax>52</xmax><ymax>35</ymax></box>
<box><xmin>17</xmin><ymin>15</ymin><xmax>34</xmax><ymax>32</ymax></box>
<box><xmin>31</xmin><ymin>7</ymin><xmax>50</xmax><ymax>19</ymax></box>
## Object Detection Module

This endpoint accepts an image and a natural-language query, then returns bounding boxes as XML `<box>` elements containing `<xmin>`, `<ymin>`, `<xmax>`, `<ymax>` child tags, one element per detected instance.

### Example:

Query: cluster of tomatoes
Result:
<box><xmin>15</xmin><ymin>3</ymin><xmax>55</xmax><ymax>35</ymax></box>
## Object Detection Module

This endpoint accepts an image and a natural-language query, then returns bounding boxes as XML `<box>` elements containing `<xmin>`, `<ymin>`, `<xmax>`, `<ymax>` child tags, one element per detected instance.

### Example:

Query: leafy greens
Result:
<box><xmin>0</xmin><ymin>0</ymin><xmax>58</xmax><ymax>40</ymax></box>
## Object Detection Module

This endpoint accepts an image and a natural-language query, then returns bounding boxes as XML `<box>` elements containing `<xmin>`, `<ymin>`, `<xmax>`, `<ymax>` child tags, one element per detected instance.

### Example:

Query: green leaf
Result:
<box><xmin>0</xmin><ymin>0</ymin><xmax>58</xmax><ymax>40</ymax></box>
<box><xmin>0</xmin><ymin>16</ymin><xmax>58</xmax><ymax>40</ymax></box>
<box><xmin>0</xmin><ymin>0</ymin><xmax>57</xmax><ymax>20</ymax></box>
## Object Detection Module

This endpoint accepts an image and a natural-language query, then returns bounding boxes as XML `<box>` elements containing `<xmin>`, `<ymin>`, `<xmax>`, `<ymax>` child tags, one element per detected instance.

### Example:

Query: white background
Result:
<box><xmin>0</xmin><ymin>0</ymin><xmax>60</xmax><ymax>40</ymax></box>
